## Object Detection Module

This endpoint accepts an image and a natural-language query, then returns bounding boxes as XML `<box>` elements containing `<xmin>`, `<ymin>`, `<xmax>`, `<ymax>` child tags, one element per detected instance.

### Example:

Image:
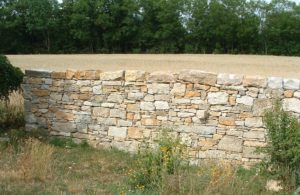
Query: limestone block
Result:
<box><xmin>171</xmin><ymin>83</ymin><xmax>186</xmax><ymax>96</ymax></box>
<box><xmin>51</xmin><ymin>71</ymin><xmax>66</xmax><ymax>79</ymax></box>
<box><xmin>217</xmin><ymin>73</ymin><xmax>243</xmax><ymax>85</ymax></box>
<box><xmin>80</xmin><ymin>86</ymin><xmax>92</xmax><ymax>93</ymax></box>
<box><xmin>110</xmin><ymin>109</ymin><xmax>126</xmax><ymax>119</ymax></box>
<box><xmin>178</xmin><ymin>112</ymin><xmax>195</xmax><ymax>118</ymax></box>
<box><xmin>147</xmin><ymin>71</ymin><xmax>176</xmax><ymax>83</ymax></box>
<box><xmin>52</xmin><ymin>122</ymin><xmax>77</xmax><ymax>133</ymax></box>
<box><xmin>268</xmin><ymin>77</ymin><xmax>283</xmax><ymax>89</ymax></box>
<box><xmin>147</xmin><ymin>83</ymin><xmax>170</xmax><ymax>94</ymax></box>
<box><xmin>217</xmin><ymin>136</ymin><xmax>243</xmax><ymax>152</ymax></box>
<box><xmin>243</xmin><ymin>76</ymin><xmax>267</xmax><ymax>88</ymax></box>
<box><xmin>198</xmin><ymin>150</ymin><xmax>226</xmax><ymax>159</ymax></box>
<box><xmin>245</xmin><ymin>117</ymin><xmax>263</xmax><ymax>127</ymax></box>
<box><xmin>140</xmin><ymin>102</ymin><xmax>155</xmax><ymax>111</ymax></box>
<box><xmin>125</xmin><ymin>70</ymin><xmax>146</xmax><ymax>81</ymax></box>
<box><xmin>92</xmin><ymin>107</ymin><xmax>110</xmax><ymax>117</ymax></box>
<box><xmin>207</xmin><ymin>92</ymin><xmax>228</xmax><ymax>105</ymax></box>
<box><xmin>108</xmin><ymin>127</ymin><xmax>127</xmax><ymax>138</ymax></box>
<box><xmin>128</xmin><ymin>127</ymin><xmax>143</xmax><ymax>139</ymax></box>
<box><xmin>128</xmin><ymin>92</ymin><xmax>144</xmax><ymax>100</ymax></box>
<box><xmin>107</xmin><ymin>93</ymin><xmax>124</xmax><ymax>104</ymax></box>
<box><xmin>154</xmin><ymin>101</ymin><xmax>169</xmax><ymax>110</ymax></box>
<box><xmin>179</xmin><ymin>70</ymin><xmax>217</xmax><ymax>85</ymax></box>
<box><xmin>219</xmin><ymin>117</ymin><xmax>235</xmax><ymax>126</ymax></box>
<box><xmin>118</xmin><ymin>120</ymin><xmax>133</xmax><ymax>127</ymax></box>
<box><xmin>283</xmin><ymin>98</ymin><xmax>300</xmax><ymax>113</ymax></box>
<box><xmin>100</xmin><ymin>70</ymin><xmax>124</xmax><ymax>80</ymax></box>
<box><xmin>66</xmin><ymin>69</ymin><xmax>76</xmax><ymax>79</ymax></box>
<box><xmin>75</xmin><ymin>70</ymin><xmax>101</xmax><ymax>80</ymax></box>
<box><xmin>102</xmin><ymin>81</ymin><xmax>123</xmax><ymax>86</ymax></box>
<box><xmin>236</xmin><ymin>96</ymin><xmax>253</xmax><ymax>106</ymax></box>
<box><xmin>283</xmin><ymin>78</ymin><xmax>300</xmax><ymax>90</ymax></box>
<box><xmin>172</xmin><ymin>98</ymin><xmax>191</xmax><ymax>104</ymax></box>
<box><xmin>32</xmin><ymin>89</ymin><xmax>49</xmax><ymax>97</ymax></box>
<box><xmin>196</xmin><ymin>110</ymin><xmax>207</xmax><ymax>119</ymax></box>
<box><xmin>243</xmin><ymin>131</ymin><xmax>265</xmax><ymax>140</ymax></box>
<box><xmin>92</xmin><ymin>85</ymin><xmax>102</xmax><ymax>94</ymax></box>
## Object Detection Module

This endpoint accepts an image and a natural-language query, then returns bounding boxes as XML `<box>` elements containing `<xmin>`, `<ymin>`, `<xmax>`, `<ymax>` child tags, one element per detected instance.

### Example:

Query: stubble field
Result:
<box><xmin>7</xmin><ymin>54</ymin><xmax>300</xmax><ymax>78</ymax></box>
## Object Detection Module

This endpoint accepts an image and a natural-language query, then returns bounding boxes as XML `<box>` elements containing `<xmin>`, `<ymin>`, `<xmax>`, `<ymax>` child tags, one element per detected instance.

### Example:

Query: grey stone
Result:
<box><xmin>128</xmin><ymin>92</ymin><xmax>144</xmax><ymax>100</ymax></box>
<box><xmin>217</xmin><ymin>73</ymin><xmax>243</xmax><ymax>85</ymax></box>
<box><xmin>118</xmin><ymin>120</ymin><xmax>133</xmax><ymax>127</ymax></box>
<box><xmin>283</xmin><ymin>78</ymin><xmax>300</xmax><ymax>90</ymax></box>
<box><xmin>268</xmin><ymin>77</ymin><xmax>283</xmax><ymax>89</ymax></box>
<box><xmin>178</xmin><ymin>112</ymin><xmax>195</xmax><ymax>118</ymax></box>
<box><xmin>243</xmin><ymin>131</ymin><xmax>265</xmax><ymax>140</ymax></box>
<box><xmin>236</xmin><ymin>96</ymin><xmax>254</xmax><ymax>106</ymax></box>
<box><xmin>52</xmin><ymin>122</ymin><xmax>77</xmax><ymax>133</ymax></box>
<box><xmin>107</xmin><ymin>93</ymin><xmax>124</xmax><ymax>104</ymax></box>
<box><xmin>154</xmin><ymin>101</ymin><xmax>169</xmax><ymax>110</ymax></box>
<box><xmin>243</xmin><ymin>76</ymin><xmax>267</xmax><ymax>88</ymax></box>
<box><xmin>92</xmin><ymin>107</ymin><xmax>110</xmax><ymax>117</ymax></box>
<box><xmin>217</xmin><ymin>136</ymin><xmax>243</xmax><ymax>152</ymax></box>
<box><xmin>140</xmin><ymin>102</ymin><xmax>155</xmax><ymax>111</ymax></box>
<box><xmin>92</xmin><ymin>86</ymin><xmax>102</xmax><ymax>94</ymax></box>
<box><xmin>108</xmin><ymin>127</ymin><xmax>127</xmax><ymax>138</ymax></box>
<box><xmin>283</xmin><ymin>98</ymin><xmax>300</xmax><ymax>113</ymax></box>
<box><xmin>245</xmin><ymin>117</ymin><xmax>263</xmax><ymax>127</ymax></box>
<box><xmin>110</xmin><ymin>109</ymin><xmax>126</xmax><ymax>119</ymax></box>
<box><xmin>207</xmin><ymin>92</ymin><xmax>228</xmax><ymax>105</ymax></box>
<box><xmin>148</xmin><ymin>71</ymin><xmax>176</xmax><ymax>83</ymax></box>
<box><xmin>147</xmin><ymin>83</ymin><xmax>170</xmax><ymax>94</ymax></box>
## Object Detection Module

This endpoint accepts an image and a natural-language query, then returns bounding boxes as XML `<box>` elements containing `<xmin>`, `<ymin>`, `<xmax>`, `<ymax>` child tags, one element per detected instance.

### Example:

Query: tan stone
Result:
<box><xmin>209</xmin><ymin>87</ymin><xmax>219</xmax><ymax>92</ymax></box>
<box><xmin>92</xmin><ymin>107</ymin><xmax>110</xmax><ymax>117</ymax></box>
<box><xmin>32</xmin><ymin>89</ymin><xmax>49</xmax><ymax>97</ymax></box>
<box><xmin>199</xmin><ymin>140</ymin><xmax>217</xmax><ymax>150</ymax></box>
<box><xmin>229</xmin><ymin>96</ymin><xmax>236</xmax><ymax>105</ymax></box>
<box><xmin>284</xmin><ymin>90</ymin><xmax>294</xmax><ymax>98</ymax></box>
<box><xmin>127</xmin><ymin>113</ymin><xmax>134</xmax><ymax>120</ymax></box>
<box><xmin>75</xmin><ymin>70</ymin><xmax>101</xmax><ymax>79</ymax></box>
<box><xmin>128</xmin><ymin>127</ymin><xmax>143</xmax><ymax>139</ymax></box>
<box><xmin>185</xmin><ymin>91</ymin><xmax>200</xmax><ymax>97</ymax></box>
<box><xmin>239</xmin><ymin>112</ymin><xmax>253</xmax><ymax>118</ymax></box>
<box><xmin>66</xmin><ymin>69</ymin><xmax>76</xmax><ymax>79</ymax></box>
<box><xmin>127</xmin><ymin>104</ymin><xmax>139</xmax><ymax>111</ymax></box>
<box><xmin>78</xmin><ymin>94</ymin><xmax>91</xmax><ymax>100</ymax></box>
<box><xmin>125</xmin><ymin>70</ymin><xmax>146</xmax><ymax>81</ymax></box>
<box><xmin>141</xmin><ymin>118</ymin><xmax>158</xmax><ymax>126</ymax></box>
<box><xmin>243</xmin><ymin>76</ymin><xmax>267</xmax><ymax>88</ymax></box>
<box><xmin>51</xmin><ymin>71</ymin><xmax>66</xmax><ymax>79</ymax></box>
<box><xmin>186</xmin><ymin>84</ymin><xmax>193</xmax><ymax>90</ymax></box>
<box><xmin>219</xmin><ymin>117</ymin><xmax>235</xmax><ymax>126</ymax></box>
<box><xmin>244</xmin><ymin>141</ymin><xmax>267</xmax><ymax>147</ymax></box>
<box><xmin>28</xmin><ymin>77</ymin><xmax>43</xmax><ymax>84</ymax></box>
<box><xmin>179</xmin><ymin>70</ymin><xmax>217</xmax><ymax>86</ymax></box>
<box><xmin>148</xmin><ymin>71</ymin><xmax>176</xmax><ymax>83</ymax></box>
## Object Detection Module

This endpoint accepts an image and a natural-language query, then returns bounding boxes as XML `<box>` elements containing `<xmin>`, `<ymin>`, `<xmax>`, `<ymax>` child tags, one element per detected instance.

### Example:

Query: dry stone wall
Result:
<box><xmin>22</xmin><ymin>69</ymin><xmax>300</xmax><ymax>165</ymax></box>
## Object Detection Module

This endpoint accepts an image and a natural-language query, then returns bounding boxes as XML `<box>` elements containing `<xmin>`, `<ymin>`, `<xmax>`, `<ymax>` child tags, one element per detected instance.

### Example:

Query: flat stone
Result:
<box><xmin>128</xmin><ymin>92</ymin><xmax>144</xmax><ymax>100</ymax></box>
<box><xmin>128</xmin><ymin>127</ymin><xmax>143</xmax><ymax>138</ymax></box>
<box><xmin>243</xmin><ymin>131</ymin><xmax>265</xmax><ymax>140</ymax></box>
<box><xmin>236</xmin><ymin>96</ymin><xmax>254</xmax><ymax>106</ymax></box>
<box><xmin>199</xmin><ymin>150</ymin><xmax>226</xmax><ymax>159</ymax></box>
<box><xmin>110</xmin><ymin>109</ymin><xmax>126</xmax><ymax>119</ymax></box>
<box><xmin>51</xmin><ymin>71</ymin><xmax>66</xmax><ymax>79</ymax></box>
<box><xmin>217</xmin><ymin>73</ymin><xmax>243</xmax><ymax>85</ymax></box>
<box><xmin>243</xmin><ymin>76</ymin><xmax>267</xmax><ymax>88</ymax></box>
<box><xmin>108</xmin><ymin>127</ymin><xmax>127</xmax><ymax>138</ymax></box>
<box><xmin>118</xmin><ymin>120</ymin><xmax>133</xmax><ymax>127</ymax></box>
<box><xmin>179</xmin><ymin>125</ymin><xmax>216</xmax><ymax>135</ymax></box>
<box><xmin>66</xmin><ymin>69</ymin><xmax>76</xmax><ymax>79</ymax></box>
<box><xmin>102</xmin><ymin>81</ymin><xmax>123</xmax><ymax>86</ymax></box>
<box><xmin>125</xmin><ymin>70</ymin><xmax>146</xmax><ymax>81</ymax></box>
<box><xmin>25</xmin><ymin>69</ymin><xmax>52</xmax><ymax>78</ymax></box>
<box><xmin>147</xmin><ymin>71</ymin><xmax>176</xmax><ymax>83</ymax></box>
<box><xmin>147</xmin><ymin>83</ymin><xmax>170</xmax><ymax>94</ymax></box>
<box><xmin>100</xmin><ymin>70</ymin><xmax>124</xmax><ymax>80</ymax></box>
<box><xmin>140</xmin><ymin>102</ymin><xmax>155</xmax><ymax>111</ymax></box>
<box><xmin>283</xmin><ymin>78</ymin><xmax>300</xmax><ymax>90</ymax></box>
<box><xmin>178</xmin><ymin>112</ymin><xmax>195</xmax><ymax>118</ymax></box>
<box><xmin>92</xmin><ymin>107</ymin><xmax>110</xmax><ymax>117</ymax></box>
<box><xmin>219</xmin><ymin>117</ymin><xmax>235</xmax><ymax>126</ymax></box>
<box><xmin>170</xmin><ymin>83</ymin><xmax>186</xmax><ymax>96</ymax></box>
<box><xmin>283</xmin><ymin>98</ymin><xmax>300</xmax><ymax>113</ymax></box>
<box><xmin>253</xmin><ymin>99</ymin><xmax>273</xmax><ymax>116</ymax></box>
<box><xmin>196</xmin><ymin>110</ymin><xmax>207</xmax><ymax>119</ymax></box>
<box><xmin>268</xmin><ymin>77</ymin><xmax>283</xmax><ymax>89</ymax></box>
<box><xmin>218</xmin><ymin>136</ymin><xmax>243</xmax><ymax>152</ymax></box>
<box><xmin>245</xmin><ymin>117</ymin><xmax>263</xmax><ymax>127</ymax></box>
<box><xmin>179</xmin><ymin>70</ymin><xmax>217</xmax><ymax>85</ymax></box>
<box><xmin>107</xmin><ymin>93</ymin><xmax>124</xmax><ymax>103</ymax></box>
<box><xmin>207</xmin><ymin>92</ymin><xmax>228</xmax><ymax>105</ymax></box>
<box><xmin>52</xmin><ymin>122</ymin><xmax>77</xmax><ymax>133</ymax></box>
<box><xmin>154</xmin><ymin>101</ymin><xmax>169</xmax><ymax>110</ymax></box>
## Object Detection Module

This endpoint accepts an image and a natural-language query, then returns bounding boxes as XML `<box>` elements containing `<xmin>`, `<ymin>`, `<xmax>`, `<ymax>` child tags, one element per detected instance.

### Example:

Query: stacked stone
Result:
<box><xmin>22</xmin><ymin>69</ymin><xmax>300</xmax><ymax>165</ymax></box>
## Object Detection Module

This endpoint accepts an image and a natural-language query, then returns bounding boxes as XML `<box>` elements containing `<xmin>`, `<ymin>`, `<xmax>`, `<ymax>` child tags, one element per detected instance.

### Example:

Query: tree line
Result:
<box><xmin>1</xmin><ymin>0</ymin><xmax>300</xmax><ymax>56</ymax></box>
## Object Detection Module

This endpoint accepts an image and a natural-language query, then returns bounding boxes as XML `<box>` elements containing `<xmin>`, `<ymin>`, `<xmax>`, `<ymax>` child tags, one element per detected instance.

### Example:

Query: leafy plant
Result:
<box><xmin>263</xmin><ymin>101</ymin><xmax>300</xmax><ymax>190</ymax></box>
<box><xmin>0</xmin><ymin>55</ymin><xmax>24</xmax><ymax>100</ymax></box>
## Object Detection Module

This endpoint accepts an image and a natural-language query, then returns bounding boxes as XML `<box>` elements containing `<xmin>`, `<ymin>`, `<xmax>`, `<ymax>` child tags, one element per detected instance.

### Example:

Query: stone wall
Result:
<box><xmin>22</xmin><ymin>69</ymin><xmax>300</xmax><ymax>165</ymax></box>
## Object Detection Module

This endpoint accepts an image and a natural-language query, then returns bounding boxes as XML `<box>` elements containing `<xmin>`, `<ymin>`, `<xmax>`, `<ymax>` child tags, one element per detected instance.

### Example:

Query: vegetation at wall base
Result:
<box><xmin>1</xmin><ymin>0</ymin><xmax>300</xmax><ymax>56</ymax></box>
<box><xmin>263</xmin><ymin>101</ymin><xmax>300</xmax><ymax>191</ymax></box>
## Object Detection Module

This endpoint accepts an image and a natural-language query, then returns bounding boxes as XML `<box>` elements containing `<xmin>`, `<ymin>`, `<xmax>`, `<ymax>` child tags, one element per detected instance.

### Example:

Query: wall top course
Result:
<box><xmin>24</xmin><ymin>69</ymin><xmax>300</xmax><ymax>90</ymax></box>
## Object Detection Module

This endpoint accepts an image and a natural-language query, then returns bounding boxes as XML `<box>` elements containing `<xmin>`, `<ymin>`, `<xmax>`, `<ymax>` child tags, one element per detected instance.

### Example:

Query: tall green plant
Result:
<box><xmin>263</xmin><ymin>101</ymin><xmax>300</xmax><ymax>190</ymax></box>
<box><xmin>0</xmin><ymin>55</ymin><xmax>24</xmax><ymax>100</ymax></box>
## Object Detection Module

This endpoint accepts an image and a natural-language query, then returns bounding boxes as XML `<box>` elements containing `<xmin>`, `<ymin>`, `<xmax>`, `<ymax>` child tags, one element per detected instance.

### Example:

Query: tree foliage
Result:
<box><xmin>0</xmin><ymin>55</ymin><xmax>24</xmax><ymax>100</ymax></box>
<box><xmin>0</xmin><ymin>0</ymin><xmax>300</xmax><ymax>55</ymax></box>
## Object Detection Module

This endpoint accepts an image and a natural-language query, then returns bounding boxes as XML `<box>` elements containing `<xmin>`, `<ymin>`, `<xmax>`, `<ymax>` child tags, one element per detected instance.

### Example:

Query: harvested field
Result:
<box><xmin>7</xmin><ymin>54</ymin><xmax>300</xmax><ymax>78</ymax></box>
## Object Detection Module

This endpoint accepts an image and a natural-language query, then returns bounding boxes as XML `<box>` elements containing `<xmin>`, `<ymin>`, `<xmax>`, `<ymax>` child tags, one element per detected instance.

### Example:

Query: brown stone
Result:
<box><xmin>243</xmin><ymin>76</ymin><xmax>267</xmax><ymax>88</ymax></box>
<box><xmin>32</xmin><ymin>89</ymin><xmax>49</xmax><ymax>97</ymax></box>
<box><xmin>209</xmin><ymin>87</ymin><xmax>219</xmax><ymax>92</ymax></box>
<box><xmin>75</xmin><ymin>70</ymin><xmax>101</xmax><ymax>80</ymax></box>
<box><xmin>78</xmin><ymin>94</ymin><xmax>91</xmax><ymax>100</ymax></box>
<box><xmin>186</xmin><ymin>84</ymin><xmax>193</xmax><ymax>90</ymax></box>
<box><xmin>284</xmin><ymin>90</ymin><xmax>294</xmax><ymax>98</ymax></box>
<box><xmin>66</xmin><ymin>69</ymin><xmax>76</xmax><ymax>79</ymax></box>
<box><xmin>239</xmin><ymin>112</ymin><xmax>253</xmax><ymax>118</ymax></box>
<box><xmin>128</xmin><ymin>127</ymin><xmax>143</xmax><ymax>139</ymax></box>
<box><xmin>51</xmin><ymin>71</ymin><xmax>66</xmax><ymax>79</ymax></box>
<box><xmin>141</xmin><ymin>118</ymin><xmax>158</xmax><ymax>126</ymax></box>
<box><xmin>55</xmin><ymin>111</ymin><xmax>74</xmax><ymax>121</ymax></box>
<box><xmin>179</xmin><ymin>70</ymin><xmax>217</xmax><ymax>86</ymax></box>
<box><xmin>185</xmin><ymin>91</ymin><xmax>200</xmax><ymax>97</ymax></box>
<box><xmin>28</xmin><ymin>77</ymin><xmax>43</xmax><ymax>84</ymax></box>
<box><xmin>219</xmin><ymin>117</ymin><xmax>235</xmax><ymax>126</ymax></box>
<box><xmin>199</xmin><ymin>140</ymin><xmax>217</xmax><ymax>150</ymax></box>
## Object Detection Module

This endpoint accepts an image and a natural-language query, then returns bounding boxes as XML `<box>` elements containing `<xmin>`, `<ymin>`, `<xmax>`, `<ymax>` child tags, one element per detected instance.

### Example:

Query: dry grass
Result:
<box><xmin>7</xmin><ymin>54</ymin><xmax>300</xmax><ymax>78</ymax></box>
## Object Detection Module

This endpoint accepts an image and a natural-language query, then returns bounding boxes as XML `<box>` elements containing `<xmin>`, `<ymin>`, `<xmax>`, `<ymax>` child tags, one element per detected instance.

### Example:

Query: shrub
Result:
<box><xmin>263</xmin><ymin>101</ymin><xmax>300</xmax><ymax>190</ymax></box>
<box><xmin>127</xmin><ymin>129</ymin><xmax>186</xmax><ymax>192</ymax></box>
<box><xmin>0</xmin><ymin>55</ymin><xmax>24</xmax><ymax>100</ymax></box>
